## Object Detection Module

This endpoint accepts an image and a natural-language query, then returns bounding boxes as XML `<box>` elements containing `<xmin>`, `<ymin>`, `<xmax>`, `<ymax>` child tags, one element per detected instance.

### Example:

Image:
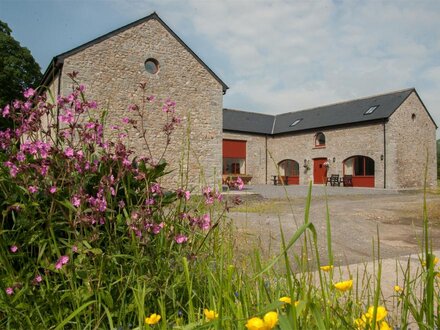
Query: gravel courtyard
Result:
<box><xmin>226</xmin><ymin>185</ymin><xmax>440</xmax><ymax>267</ymax></box>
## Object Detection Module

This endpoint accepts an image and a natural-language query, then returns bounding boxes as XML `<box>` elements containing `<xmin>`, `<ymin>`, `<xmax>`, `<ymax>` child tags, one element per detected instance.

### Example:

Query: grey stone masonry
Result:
<box><xmin>54</xmin><ymin>17</ymin><xmax>224</xmax><ymax>189</ymax></box>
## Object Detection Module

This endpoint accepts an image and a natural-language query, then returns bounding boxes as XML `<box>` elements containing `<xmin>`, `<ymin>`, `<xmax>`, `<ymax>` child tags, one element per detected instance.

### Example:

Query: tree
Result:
<box><xmin>0</xmin><ymin>20</ymin><xmax>42</xmax><ymax>107</ymax></box>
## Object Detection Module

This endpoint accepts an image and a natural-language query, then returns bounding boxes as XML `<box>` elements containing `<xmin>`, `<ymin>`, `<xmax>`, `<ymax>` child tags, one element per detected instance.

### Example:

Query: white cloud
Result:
<box><xmin>100</xmin><ymin>0</ymin><xmax>440</xmax><ymax>134</ymax></box>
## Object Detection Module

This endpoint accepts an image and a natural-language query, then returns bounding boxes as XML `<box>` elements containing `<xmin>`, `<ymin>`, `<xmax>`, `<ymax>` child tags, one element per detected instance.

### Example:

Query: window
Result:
<box><xmin>364</xmin><ymin>105</ymin><xmax>379</xmax><ymax>115</ymax></box>
<box><xmin>145</xmin><ymin>58</ymin><xmax>159</xmax><ymax>74</ymax></box>
<box><xmin>290</xmin><ymin>119</ymin><xmax>302</xmax><ymax>127</ymax></box>
<box><xmin>315</xmin><ymin>132</ymin><xmax>326</xmax><ymax>147</ymax></box>
<box><xmin>278</xmin><ymin>159</ymin><xmax>299</xmax><ymax>177</ymax></box>
<box><xmin>345</xmin><ymin>156</ymin><xmax>374</xmax><ymax>176</ymax></box>
<box><xmin>223</xmin><ymin>158</ymin><xmax>245</xmax><ymax>174</ymax></box>
<box><xmin>222</xmin><ymin>139</ymin><xmax>246</xmax><ymax>175</ymax></box>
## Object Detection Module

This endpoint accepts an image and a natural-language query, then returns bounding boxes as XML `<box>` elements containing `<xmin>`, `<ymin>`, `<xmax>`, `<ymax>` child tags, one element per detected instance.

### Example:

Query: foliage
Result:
<box><xmin>0</xmin><ymin>20</ymin><xmax>42</xmax><ymax>109</ymax></box>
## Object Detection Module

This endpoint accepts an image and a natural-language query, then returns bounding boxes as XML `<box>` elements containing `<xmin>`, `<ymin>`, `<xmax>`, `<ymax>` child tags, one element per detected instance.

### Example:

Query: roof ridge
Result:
<box><xmin>277</xmin><ymin>87</ymin><xmax>415</xmax><ymax>116</ymax></box>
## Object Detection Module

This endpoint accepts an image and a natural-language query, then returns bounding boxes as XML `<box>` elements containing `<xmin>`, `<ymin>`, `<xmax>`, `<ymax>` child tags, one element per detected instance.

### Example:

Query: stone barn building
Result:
<box><xmin>41</xmin><ymin>12</ymin><xmax>228</xmax><ymax>188</ymax></box>
<box><xmin>41</xmin><ymin>13</ymin><xmax>437</xmax><ymax>189</ymax></box>
<box><xmin>223</xmin><ymin>88</ymin><xmax>437</xmax><ymax>189</ymax></box>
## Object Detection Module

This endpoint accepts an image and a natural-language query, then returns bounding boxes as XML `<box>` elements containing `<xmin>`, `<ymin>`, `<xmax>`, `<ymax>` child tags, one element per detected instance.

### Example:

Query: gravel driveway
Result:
<box><xmin>226</xmin><ymin>184</ymin><xmax>440</xmax><ymax>267</ymax></box>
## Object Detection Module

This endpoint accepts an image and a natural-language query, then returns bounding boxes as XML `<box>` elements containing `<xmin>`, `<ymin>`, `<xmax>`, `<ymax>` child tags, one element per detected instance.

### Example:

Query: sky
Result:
<box><xmin>2</xmin><ymin>0</ymin><xmax>440</xmax><ymax>136</ymax></box>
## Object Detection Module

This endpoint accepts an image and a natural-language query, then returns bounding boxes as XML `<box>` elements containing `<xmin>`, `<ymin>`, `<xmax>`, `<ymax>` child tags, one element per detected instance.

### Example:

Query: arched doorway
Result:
<box><xmin>343</xmin><ymin>155</ymin><xmax>375</xmax><ymax>187</ymax></box>
<box><xmin>278</xmin><ymin>159</ymin><xmax>299</xmax><ymax>185</ymax></box>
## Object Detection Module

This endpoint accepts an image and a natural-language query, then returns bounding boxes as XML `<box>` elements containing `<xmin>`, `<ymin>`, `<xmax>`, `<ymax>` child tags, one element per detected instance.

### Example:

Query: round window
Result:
<box><xmin>144</xmin><ymin>58</ymin><xmax>159</xmax><ymax>74</ymax></box>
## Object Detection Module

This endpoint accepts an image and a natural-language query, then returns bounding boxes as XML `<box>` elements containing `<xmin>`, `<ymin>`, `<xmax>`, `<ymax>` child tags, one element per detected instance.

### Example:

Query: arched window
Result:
<box><xmin>343</xmin><ymin>155</ymin><xmax>375</xmax><ymax>187</ymax></box>
<box><xmin>315</xmin><ymin>132</ymin><xmax>326</xmax><ymax>147</ymax></box>
<box><xmin>277</xmin><ymin>159</ymin><xmax>300</xmax><ymax>185</ymax></box>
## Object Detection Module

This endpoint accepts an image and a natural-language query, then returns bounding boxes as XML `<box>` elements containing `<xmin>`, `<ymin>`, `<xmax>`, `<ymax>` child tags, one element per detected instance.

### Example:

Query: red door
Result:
<box><xmin>313</xmin><ymin>158</ymin><xmax>327</xmax><ymax>184</ymax></box>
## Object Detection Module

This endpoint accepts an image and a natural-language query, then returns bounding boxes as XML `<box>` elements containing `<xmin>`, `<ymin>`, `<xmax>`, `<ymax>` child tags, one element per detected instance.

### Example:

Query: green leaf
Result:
<box><xmin>54</xmin><ymin>300</ymin><xmax>96</xmax><ymax>330</ymax></box>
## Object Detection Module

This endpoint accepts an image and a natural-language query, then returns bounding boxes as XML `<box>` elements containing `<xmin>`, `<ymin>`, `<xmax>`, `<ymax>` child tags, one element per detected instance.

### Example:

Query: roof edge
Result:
<box><xmin>40</xmin><ymin>12</ymin><xmax>229</xmax><ymax>93</ymax></box>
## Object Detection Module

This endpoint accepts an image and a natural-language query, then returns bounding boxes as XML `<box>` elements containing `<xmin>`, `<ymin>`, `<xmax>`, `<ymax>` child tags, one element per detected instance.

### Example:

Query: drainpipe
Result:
<box><xmin>383</xmin><ymin>121</ymin><xmax>386</xmax><ymax>189</ymax></box>
<box><xmin>265</xmin><ymin>135</ymin><xmax>268</xmax><ymax>184</ymax></box>
<box><xmin>56</xmin><ymin>64</ymin><xmax>63</xmax><ymax>146</ymax></box>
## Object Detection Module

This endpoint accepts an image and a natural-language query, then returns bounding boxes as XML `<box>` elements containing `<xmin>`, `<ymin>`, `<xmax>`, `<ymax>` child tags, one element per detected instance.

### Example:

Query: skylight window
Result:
<box><xmin>290</xmin><ymin>119</ymin><xmax>302</xmax><ymax>127</ymax></box>
<box><xmin>364</xmin><ymin>105</ymin><xmax>379</xmax><ymax>115</ymax></box>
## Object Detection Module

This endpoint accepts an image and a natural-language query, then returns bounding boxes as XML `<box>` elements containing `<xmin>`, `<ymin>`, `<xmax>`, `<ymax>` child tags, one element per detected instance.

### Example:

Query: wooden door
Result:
<box><xmin>313</xmin><ymin>158</ymin><xmax>327</xmax><ymax>184</ymax></box>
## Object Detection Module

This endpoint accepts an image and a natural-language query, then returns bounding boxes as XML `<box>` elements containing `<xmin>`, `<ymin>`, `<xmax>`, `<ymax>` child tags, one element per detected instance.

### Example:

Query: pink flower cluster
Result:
<box><xmin>55</xmin><ymin>255</ymin><xmax>69</xmax><ymax>270</ymax></box>
<box><xmin>202</xmin><ymin>186</ymin><xmax>223</xmax><ymax>205</ymax></box>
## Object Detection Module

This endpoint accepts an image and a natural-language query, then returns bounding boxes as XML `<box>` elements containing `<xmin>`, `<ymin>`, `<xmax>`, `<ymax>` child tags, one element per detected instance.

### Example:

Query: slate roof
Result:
<box><xmin>41</xmin><ymin>12</ymin><xmax>228</xmax><ymax>93</ymax></box>
<box><xmin>223</xmin><ymin>109</ymin><xmax>275</xmax><ymax>134</ymax></box>
<box><xmin>223</xmin><ymin>88</ymin><xmax>435</xmax><ymax>135</ymax></box>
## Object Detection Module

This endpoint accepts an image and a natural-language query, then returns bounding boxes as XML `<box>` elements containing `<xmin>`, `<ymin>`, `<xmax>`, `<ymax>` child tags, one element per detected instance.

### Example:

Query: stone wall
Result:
<box><xmin>57</xmin><ymin>18</ymin><xmax>224</xmax><ymax>189</ymax></box>
<box><xmin>386</xmin><ymin>91</ymin><xmax>437</xmax><ymax>188</ymax></box>
<box><xmin>267</xmin><ymin>123</ymin><xmax>385</xmax><ymax>187</ymax></box>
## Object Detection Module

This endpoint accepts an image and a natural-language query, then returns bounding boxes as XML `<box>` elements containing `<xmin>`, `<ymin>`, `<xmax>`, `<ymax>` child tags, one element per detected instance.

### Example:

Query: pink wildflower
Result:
<box><xmin>55</xmin><ymin>255</ymin><xmax>69</xmax><ymax>269</ymax></box>
<box><xmin>151</xmin><ymin>222</ymin><xmax>164</xmax><ymax>235</ymax></box>
<box><xmin>235</xmin><ymin>177</ymin><xmax>244</xmax><ymax>190</ymax></box>
<box><xmin>72</xmin><ymin>245</ymin><xmax>78</xmax><ymax>253</ymax></box>
<box><xmin>28</xmin><ymin>186</ymin><xmax>38</xmax><ymax>194</ymax></box>
<box><xmin>23</xmin><ymin>88</ymin><xmax>35</xmax><ymax>98</ymax></box>
<box><xmin>2</xmin><ymin>104</ymin><xmax>10</xmax><ymax>117</ymax></box>
<box><xmin>150</xmin><ymin>183</ymin><xmax>161</xmax><ymax>194</ymax></box>
<box><xmin>175</xmin><ymin>234</ymin><xmax>188</xmax><ymax>244</ymax></box>
<box><xmin>199</xmin><ymin>214</ymin><xmax>211</xmax><ymax>230</ymax></box>
<box><xmin>122</xmin><ymin>117</ymin><xmax>130</xmax><ymax>124</ymax></box>
<box><xmin>49</xmin><ymin>186</ymin><xmax>57</xmax><ymax>194</ymax></box>
<box><xmin>10</xmin><ymin>245</ymin><xmax>18</xmax><ymax>253</ymax></box>
<box><xmin>34</xmin><ymin>275</ymin><xmax>43</xmax><ymax>284</ymax></box>
<box><xmin>64</xmin><ymin>147</ymin><xmax>74</xmax><ymax>158</ymax></box>
<box><xmin>72</xmin><ymin>195</ymin><xmax>81</xmax><ymax>207</ymax></box>
<box><xmin>5</xmin><ymin>287</ymin><xmax>13</xmax><ymax>295</ymax></box>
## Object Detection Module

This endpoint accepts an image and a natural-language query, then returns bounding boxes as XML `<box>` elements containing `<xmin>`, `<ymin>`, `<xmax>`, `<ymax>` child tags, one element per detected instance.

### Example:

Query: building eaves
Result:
<box><xmin>41</xmin><ymin>12</ymin><xmax>229</xmax><ymax>93</ymax></box>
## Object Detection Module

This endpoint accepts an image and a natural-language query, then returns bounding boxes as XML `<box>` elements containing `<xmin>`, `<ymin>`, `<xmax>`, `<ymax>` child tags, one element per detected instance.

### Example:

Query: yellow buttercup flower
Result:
<box><xmin>380</xmin><ymin>321</ymin><xmax>391</xmax><ymax>330</ymax></box>
<box><xmin>294</xmin><ymin>300</ymin><xmax>300</xmax><ymax>307</ymax></box>
<box><xmin>245</xmin><ymin>317</ymin><xmax>266</xmax><ymax>330</ymax></box>
<box><xmin>334</xmin><ymin>279</ymin><xmax>353</xmax><ymax>292</ymax></box>
<box><xmin>279</xmin><ymin>296</ymin><xmax>291</xmax><ymax>304</ymax></box>
<box><xmin>245</xmin><ymin>311</ymin><xmax>278</xmax><ymax>330</ymax></box>
<box><xmin>367</xmin><ymin>306</ymin><xmax>387</xmax><ymax>322</ymax></box>
<box><xmin>320</xmin><ymin>265</ymin><xmax>333</xmax><ymax>272</ymax></box>
<box><xmin>263</xmin><ymin>311</ymin><xmax>278</xmax><ymax>329</ymax></box>
<box><xmin>145</xmin><ymin>313</ymin><xmax>161</xmax><ymax>325</ymax></box>
<box><xmin>394</xmin><ymin>285</ymin><xmax>403</xmax><ymax>293</ymax></box>
<box><xmin>434</xmin><ymin>256</ymin><xmax>439</xmax><ymax>265</ymax></box>
<box><xmin>203</xmin><ymin>308</ymin><xmax>218</xmax><ymax>321</ymax></box>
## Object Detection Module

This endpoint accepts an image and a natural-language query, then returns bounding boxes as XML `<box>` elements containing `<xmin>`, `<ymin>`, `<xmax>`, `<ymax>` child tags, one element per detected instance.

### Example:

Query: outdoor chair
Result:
<box><xmin>343</xmin><ymin>175</ymin><xmax>353</xmax><ymax>187</ymax></box>
<box><xmin>326</xmin><ymin>174</ymin><xmax>340</xmax><ymax>186</ymax></box>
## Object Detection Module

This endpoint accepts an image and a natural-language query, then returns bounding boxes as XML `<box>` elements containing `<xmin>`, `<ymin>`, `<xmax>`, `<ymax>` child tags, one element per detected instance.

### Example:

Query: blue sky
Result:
<box><xmin>2</xmin><ymin>0</ymin><xmax>440</xmax><ymax>136</ymax></box>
